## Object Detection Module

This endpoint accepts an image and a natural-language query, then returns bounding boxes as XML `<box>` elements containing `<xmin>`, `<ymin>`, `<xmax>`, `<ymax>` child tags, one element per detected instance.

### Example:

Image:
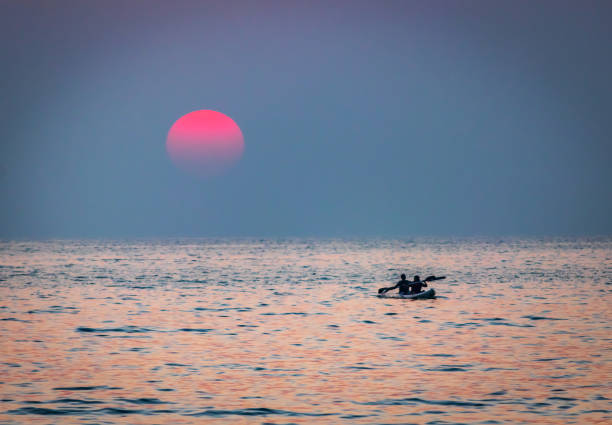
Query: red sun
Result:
<box><xmin>166</xmin><ymin>110</ymin><xmax>244</xmax><ymax>177</ymax></box>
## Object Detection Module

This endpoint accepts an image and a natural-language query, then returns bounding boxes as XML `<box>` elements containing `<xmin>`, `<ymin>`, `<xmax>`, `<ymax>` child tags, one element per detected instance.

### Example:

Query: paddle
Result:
<box><xmin>378</xmin><ymin>275</ymin><xmax>446</xmax><ymax>294</ymax></box>
<box><xmin>423</xmin><ymin>275</ymin><xmax>446</xmax><ymax>282</ymax></box>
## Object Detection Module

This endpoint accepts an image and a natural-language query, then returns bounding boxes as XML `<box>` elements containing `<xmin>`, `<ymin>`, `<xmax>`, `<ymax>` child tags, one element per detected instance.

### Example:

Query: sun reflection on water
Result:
<box><xmin>0</xmin><ymin>238</ymin><xmax>610</xmax><ymax>424</ymax></box>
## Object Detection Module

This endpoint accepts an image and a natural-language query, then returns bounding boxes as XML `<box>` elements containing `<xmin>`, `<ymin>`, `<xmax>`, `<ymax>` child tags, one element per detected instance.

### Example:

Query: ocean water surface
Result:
<box><xmin>0</xmin><ymin>238</ymin><xmax>610</xmax><ymax>424</ymax></box>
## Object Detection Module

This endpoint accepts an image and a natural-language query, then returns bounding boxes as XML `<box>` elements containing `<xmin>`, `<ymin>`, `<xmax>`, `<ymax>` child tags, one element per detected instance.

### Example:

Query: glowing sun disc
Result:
<box><xmin>166</xmin><ymin>110</ymin><xmax>244</xmax><ymax>176</ymax></box>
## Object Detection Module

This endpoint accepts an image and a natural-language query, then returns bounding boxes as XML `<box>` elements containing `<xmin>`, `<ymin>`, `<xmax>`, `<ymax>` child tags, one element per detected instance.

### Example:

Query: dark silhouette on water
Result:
<box><xmin>378</xmin><ymin>274</ymin><xmax>446</xmax><ymax>295</ymax></box>
<box><xmin>382</xmin><ymin>274</ymin><xmax>426</xmax><ymax>295</ymax></box>
<box><xmin>407</xmin><ymin>275</ymin><xmax>427</xmax><ymax>294</ymax></box>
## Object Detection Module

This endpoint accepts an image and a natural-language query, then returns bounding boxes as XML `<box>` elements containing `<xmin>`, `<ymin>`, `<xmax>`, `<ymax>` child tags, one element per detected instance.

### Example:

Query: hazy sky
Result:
<box><xmin>1</xmin><ymin>1</ymin><xmax>611</xmax><ymax>238</ymax></box>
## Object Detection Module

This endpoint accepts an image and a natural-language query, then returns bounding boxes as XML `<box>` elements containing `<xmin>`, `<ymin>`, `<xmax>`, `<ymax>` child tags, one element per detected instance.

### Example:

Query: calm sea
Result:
<box><xmin>0</xmin><ymin>238</ymin><xmax>610</xmax><ymax>425</ymax></box>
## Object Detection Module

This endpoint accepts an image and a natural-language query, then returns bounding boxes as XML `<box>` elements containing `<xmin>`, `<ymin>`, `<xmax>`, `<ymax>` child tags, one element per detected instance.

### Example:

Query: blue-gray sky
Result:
<box><xmin>1</xmin><ymin>0</ymin><xmax>611</xmax><ymax>238</ymax></box>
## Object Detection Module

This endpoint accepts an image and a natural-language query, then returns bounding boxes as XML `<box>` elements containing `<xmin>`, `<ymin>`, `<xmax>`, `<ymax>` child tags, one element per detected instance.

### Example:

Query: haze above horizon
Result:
<box><xmin>1</xmin><ymin>1</ymin><xmax>611</xmax><ymax>238</ymax></box>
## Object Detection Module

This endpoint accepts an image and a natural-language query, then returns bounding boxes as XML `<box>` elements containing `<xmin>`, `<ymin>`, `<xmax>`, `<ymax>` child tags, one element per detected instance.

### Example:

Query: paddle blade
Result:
<box><xmin>424</xmin><ymin>275</ymin><xmax>446</xmax><ymax>282</ymax></box>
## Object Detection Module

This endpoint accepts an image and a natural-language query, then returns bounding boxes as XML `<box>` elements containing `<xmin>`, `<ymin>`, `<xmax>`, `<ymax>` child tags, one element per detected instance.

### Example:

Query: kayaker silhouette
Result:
<box><xmin>384</xmin><ymin>274</ymin><xmax>426</xmax><ymax>295</ymax></box>
<box><xmin>378</xmin><ymin>274</ymin><xmax>445</xmax><ymax>295</ymax></box>
<box><xmin>408</xmin><ymin>275</ymin><xmax>427</xmax><ymax>294</ymax></box>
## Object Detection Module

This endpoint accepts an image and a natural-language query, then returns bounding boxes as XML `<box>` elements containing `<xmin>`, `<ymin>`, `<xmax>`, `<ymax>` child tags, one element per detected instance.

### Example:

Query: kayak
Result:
<box><xmin>378</xmin><ymin>288</ymin><xmax>436</xmax><ymax>299</ymax></box>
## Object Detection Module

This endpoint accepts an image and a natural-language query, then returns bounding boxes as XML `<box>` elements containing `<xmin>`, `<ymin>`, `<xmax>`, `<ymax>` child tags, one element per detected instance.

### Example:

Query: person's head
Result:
<box><xmin>414</xmin><ymin>275</ymin><xmax>420</xmax><ymax>281</ymax></box>
<box><xmin>401</xmin><ymin>274</ymin><xmax>406</xmax><ymax>280</ymax></box>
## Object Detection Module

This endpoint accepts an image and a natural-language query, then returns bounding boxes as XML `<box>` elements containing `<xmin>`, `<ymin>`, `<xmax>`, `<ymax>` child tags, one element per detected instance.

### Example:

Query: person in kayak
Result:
<box><xmin>408</xmin><ymin>275</ymin><xmax>427</xmax><ymax>294</ymax></box>
<box><xmin>378</xmin><ymin>274</ymin><xmax>443</xmax><ymax>295</ymax></box>
<box><xmin>386</xmin><ymin>274</ymin><xmax>427</xmax><ymax>295</ymax></box>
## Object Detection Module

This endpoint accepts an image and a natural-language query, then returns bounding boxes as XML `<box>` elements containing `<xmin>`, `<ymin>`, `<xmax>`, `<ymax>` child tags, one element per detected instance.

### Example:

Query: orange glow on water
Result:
<box><xmin>0</xmin><ymin>239</ymin><xmax>610</xmax><ymax>424</ymax></box>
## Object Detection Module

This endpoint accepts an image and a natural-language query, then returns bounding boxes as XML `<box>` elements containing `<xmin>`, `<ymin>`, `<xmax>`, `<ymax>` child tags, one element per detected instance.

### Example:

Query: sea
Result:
<box><xmin>0</xmin><ymin>238</ymin><xmax>610</xmax><ymax>425</ymax></box>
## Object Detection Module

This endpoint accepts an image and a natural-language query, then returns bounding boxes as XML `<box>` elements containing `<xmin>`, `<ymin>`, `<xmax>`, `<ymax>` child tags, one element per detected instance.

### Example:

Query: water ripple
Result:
<box><xmin>187</xmin><ymin>407</ymin><xmax>335</xmax><ymax>417</ymax></box>
<box><xmin>1</xmin><ymin>237</ymin><xmax>610</xmax><ymax>425</ymax></box>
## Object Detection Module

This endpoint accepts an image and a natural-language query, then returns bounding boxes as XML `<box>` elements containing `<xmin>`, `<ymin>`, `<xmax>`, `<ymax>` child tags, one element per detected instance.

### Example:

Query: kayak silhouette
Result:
<box><xmin>377</xmin><ymin>275</ymin><xmax>445</xmax><ymax>298</ymax></box>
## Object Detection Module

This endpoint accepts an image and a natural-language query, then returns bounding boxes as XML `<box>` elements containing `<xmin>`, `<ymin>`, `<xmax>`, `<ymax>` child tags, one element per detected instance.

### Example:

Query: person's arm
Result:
<box><xmin>378</xmin><ymin>280</ymin><xmax>401</xmax><ymax>294</ymax></box>
<box><xmin>387</xmin><ymin>281</ymin><xmax>401</xmax><ymax>291</ymax></box>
